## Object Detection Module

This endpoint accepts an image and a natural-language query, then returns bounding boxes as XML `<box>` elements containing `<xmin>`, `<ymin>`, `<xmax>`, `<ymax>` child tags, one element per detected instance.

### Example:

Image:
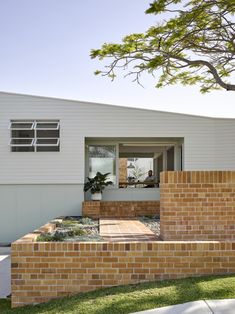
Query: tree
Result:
<box><xmin>91</xmin><ymin>0</ymin><xmax>235</xmax><ymax>93</ymax></box>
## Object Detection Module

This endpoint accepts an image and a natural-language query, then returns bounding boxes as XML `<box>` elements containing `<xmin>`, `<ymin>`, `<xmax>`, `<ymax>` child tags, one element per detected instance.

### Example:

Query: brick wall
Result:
<box><xmin>160</xmin><ymin>171</ymin><xmax>235</xmax><ymax>240</ymax></box>
<box><xmin>82</xmin><ymin>201</ymin><xmax>160</xmax><ymax>218</ymax></box>
<box><xmin>119</xmin><ymin>158</ymin><xmax>127</xmax><ymax>182</ymax></box>
<box><xmin>12</xmin><ymin>237</ymin><xmax>235</xmax><ymax>308</ymax></box>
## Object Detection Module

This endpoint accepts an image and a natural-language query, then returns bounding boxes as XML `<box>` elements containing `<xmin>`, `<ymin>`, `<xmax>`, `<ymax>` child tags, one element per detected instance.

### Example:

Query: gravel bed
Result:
<box><xmin>37</xmin><ymin>216</ymin><xmax>161</xmax><ymax>242</ymax></box>
<box><xmin>138</xmin><ymin>216</ymin><xmax>160</xmax><ymax>238</ymax></box>
<box><xmin>37</xmin><ymin>216</ymin><xmax>103</xmax><ymax>242</ymax></box>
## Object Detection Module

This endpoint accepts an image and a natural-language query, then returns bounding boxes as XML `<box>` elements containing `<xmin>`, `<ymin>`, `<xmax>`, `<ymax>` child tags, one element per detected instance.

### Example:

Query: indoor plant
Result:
<box><xmin>84</xmin><ymin>172</ymin><xmax>113</xmax><ymax>200</ymax></box>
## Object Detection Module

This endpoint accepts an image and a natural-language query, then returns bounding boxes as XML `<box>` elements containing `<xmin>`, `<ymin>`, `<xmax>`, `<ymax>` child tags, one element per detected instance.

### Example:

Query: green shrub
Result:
<box><xmin>73</xmin><ymin>228</ymin><xmax>87</xmax><ymax>236</ymax></box>
<box><xmin>61</xmin><ymin>220</ymin><xmax>78</xmax><ymax>227</ymax></box>
<box><xmin>37</xmin><ymin>231</ymin><xmax>66</xmax><ymax>242</ymax></box>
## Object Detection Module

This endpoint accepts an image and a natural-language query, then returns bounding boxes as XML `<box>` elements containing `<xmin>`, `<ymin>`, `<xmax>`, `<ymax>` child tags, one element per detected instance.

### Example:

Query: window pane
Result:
<box><xmin>36</xmin><ymin>122</ymin><xmax>59</xmax><ymax>129</ymax></box>
<box><xmin>36</xmin><ymin>130</ymin><xmax>59</xmax><ymax>138</ymax></box>
<box><xmin>89</xmin><ymin>145</ymin><xmax>116</xmax><ymax>183</ymax></box>
<box><xmin>36</xmin><ymin>146</ymin><xmax>60</xmax><ymax>152</ymax></box>
<box><xmin>11</xmin><ymin>138</ymin><xmax>34</xmax><ymax>146</ymax></box>
<box><xmin>10</xmin><ymin>122</ymin><xmax>34</xmax><ymax>129</ymax></box>
<box><xmin>11</xmin><ymin>130</ymin><xmax>34</xmax><ymax>138</ymax></box>
<box><xmin>11</xmin><ymin>147</ymin><xmax>34</xmax><ymax>152</ymax></box>
<box><xmin>35</xmin><ymin>138</ymin><xmax>59</xmax><ymax>146</ymax></box>
<box><xmin>89</xmin><ymin>146</ymin><xmax>116</xmax><ymax>158</ymax></box>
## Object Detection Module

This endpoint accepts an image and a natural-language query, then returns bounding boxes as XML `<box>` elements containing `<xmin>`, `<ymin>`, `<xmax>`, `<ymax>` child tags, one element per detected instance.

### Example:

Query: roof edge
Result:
<box><xmin>0</xmin><ymin>90</ymin><xmax>233</xmax><ymax>120</ymax></box>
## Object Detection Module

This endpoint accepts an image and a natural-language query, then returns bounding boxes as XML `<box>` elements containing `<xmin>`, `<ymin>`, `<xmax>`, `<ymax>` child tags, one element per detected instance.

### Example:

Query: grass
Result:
<box><xmin>1</xmin><ymin>274</ymin><xmax>235</xmax><ymax>314</ymax></box>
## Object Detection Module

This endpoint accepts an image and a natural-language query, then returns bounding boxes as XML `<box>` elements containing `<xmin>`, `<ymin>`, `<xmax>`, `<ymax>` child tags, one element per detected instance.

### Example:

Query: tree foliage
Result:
<box><xmin>91</xmin><ymin>0</ymin><xmax>235</xmax><ymax>93</ymax></box>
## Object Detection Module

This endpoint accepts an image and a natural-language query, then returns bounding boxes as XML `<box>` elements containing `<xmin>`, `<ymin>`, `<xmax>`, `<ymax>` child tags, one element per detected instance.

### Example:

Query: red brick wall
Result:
<box><xmin>11</xmin><ymin>239</ymin><xmax>235</xmax><ymax>308</ymax></box>
<box><xmin>160</xmin><ymin>171</ymin><xmax>235</xmax><ymax>240</ymax></box>
<box><xmin>82</xmin><ymin>201</ymin><xmax>160</xmax><ymax>218</ymax></box>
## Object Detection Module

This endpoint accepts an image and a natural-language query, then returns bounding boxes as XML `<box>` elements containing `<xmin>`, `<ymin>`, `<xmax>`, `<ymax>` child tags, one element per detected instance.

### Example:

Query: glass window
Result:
<box><xmin>9</xmin><ymin>121</ymin><xmax>34</xmax><ymax>130</ymax></box>
<box><xmin>89</xmin><ymin>145</ymin><xmax>116</xmax><ymax>184</ymax></box>
<box><xmin>9</xmin><ymin>120</ymin><xmax>60</xmax><ymax>152</ymax></box>
<box><xmin>35</xmin><ymin>121</ymin><xmax>59</xmax><ymax>130</ymax></box>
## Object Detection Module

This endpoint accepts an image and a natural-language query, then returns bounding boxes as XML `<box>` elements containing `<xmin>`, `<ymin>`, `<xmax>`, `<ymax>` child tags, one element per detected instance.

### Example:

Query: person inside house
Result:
<box><xmin>144</xmin><ymin>170</ymin><xmax>156</xmax><ymax>188</ymax></box>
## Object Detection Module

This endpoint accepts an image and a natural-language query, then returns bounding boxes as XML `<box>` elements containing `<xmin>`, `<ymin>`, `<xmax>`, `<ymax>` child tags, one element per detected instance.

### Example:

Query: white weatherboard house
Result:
<box><xmin>1</xmin><ymin>91</ymin><xmax>235</xmax><ymax>243</ymax></box>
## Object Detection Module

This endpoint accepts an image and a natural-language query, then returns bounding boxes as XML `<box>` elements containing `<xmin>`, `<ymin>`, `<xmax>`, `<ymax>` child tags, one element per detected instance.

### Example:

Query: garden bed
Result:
<box><xmin>36</xmin><ymin>216</ymin><xmax>160</xmax><ymax>242</ymax></box>
<box><xmin>37</xmin><ymin>216</ymin><xmax>103</xmax><ymax>242</ymax></box>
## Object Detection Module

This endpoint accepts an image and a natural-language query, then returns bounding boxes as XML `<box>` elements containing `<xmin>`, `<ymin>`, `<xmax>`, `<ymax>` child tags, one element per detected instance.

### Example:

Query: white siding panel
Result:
<box><xmin>1</xmin><ymin>92</ymin><xmax>234</xmax><ymax>185</ymax></box>
<box><xmin>215</xmin><ymin>120</ymin><xmax>235</xmax><ymax>169</ymax></box>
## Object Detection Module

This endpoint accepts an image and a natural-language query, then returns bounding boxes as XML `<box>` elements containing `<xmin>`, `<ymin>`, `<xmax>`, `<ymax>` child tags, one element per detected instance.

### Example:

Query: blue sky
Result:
<box><xmin>0</xmin><ymin>0</ymin><xmax>234</xmax><ymax>117</ymax></box>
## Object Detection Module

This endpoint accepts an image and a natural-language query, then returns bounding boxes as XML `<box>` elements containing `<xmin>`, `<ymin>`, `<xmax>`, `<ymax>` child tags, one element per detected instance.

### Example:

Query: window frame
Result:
<box><xmin>9</xmin><ymin>119</ymin><xmax>60</xmax><ymax>152</ymax></box>
<box><xmin>34</xmin><ymin>138</ymin><xmax>60</xmax><ymax>147</ymax></box>
<box><xmin>9</xmin><ymin>138</ymin><xmax>35</xmax><ymax>147</ymax></box>
<box><xmin>9</xmin><ymin>121</ymin><xmax>35</xmax><ymax>130</ymax></box>
<box><xmin>34</xmin><ymin>121</ymin><xmax>60</xmax><ymax>130</ymax></box>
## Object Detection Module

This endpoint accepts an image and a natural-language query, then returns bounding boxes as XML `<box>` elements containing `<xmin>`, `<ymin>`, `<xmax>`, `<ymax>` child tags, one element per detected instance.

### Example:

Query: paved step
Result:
<box><xmin>100</xmin><ymin>218</ymin><xmax>157</xmax><ymax>242</ymax></box>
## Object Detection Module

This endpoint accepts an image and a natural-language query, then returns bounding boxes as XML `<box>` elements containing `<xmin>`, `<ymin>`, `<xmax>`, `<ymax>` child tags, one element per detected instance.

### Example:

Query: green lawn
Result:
<box><xmin>1</xmin><ymin>274</ymin><xmax>235</xmax><ymax>314</ymax></box>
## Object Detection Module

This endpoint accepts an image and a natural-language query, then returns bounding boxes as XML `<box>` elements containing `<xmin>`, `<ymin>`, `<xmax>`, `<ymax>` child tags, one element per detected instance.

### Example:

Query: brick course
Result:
<box><xmin>160</xmin><ymin>171</ymin><xmax>235</xmax><ymax>240</ymax></box>
<box><xmin>82</xmin><ymin>201</ymin><xmax>160</xmax><ymax>218</ymax></box>
<box><xmin>11</xmin><ymin>237</ymin><xmax>235</xmax><ymax>308</ymax></box>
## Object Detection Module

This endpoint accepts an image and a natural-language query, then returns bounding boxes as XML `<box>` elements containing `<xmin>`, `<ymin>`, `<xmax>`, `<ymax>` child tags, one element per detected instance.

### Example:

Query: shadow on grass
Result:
<box><xmin>1</xmin><ymin>274</ymin><xmax>235</xmax><ymax>314</ymax></box>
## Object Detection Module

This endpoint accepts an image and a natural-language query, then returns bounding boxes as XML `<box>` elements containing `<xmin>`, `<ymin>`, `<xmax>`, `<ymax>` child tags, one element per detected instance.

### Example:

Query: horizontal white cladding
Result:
<box><xmin>0</xmin><ymin>92</ymin><xmax>235</xmax><ymax>184</ymax></box>
<box><xmin>214</xmin><ymin>120</ymin><xmax>235</xmax><ymax>169</ymax></box>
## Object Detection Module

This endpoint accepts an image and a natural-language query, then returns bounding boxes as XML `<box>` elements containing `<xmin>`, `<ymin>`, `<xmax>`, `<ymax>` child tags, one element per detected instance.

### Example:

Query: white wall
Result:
<box><xmin>0</xmin><ymin>184</ymin><xmax>83</xmax><ymax>243</ymax></box>
<box><xmin>0</xmin><ymin>91</ymin><xmax>224</xmax><ymax>185</ymax></box>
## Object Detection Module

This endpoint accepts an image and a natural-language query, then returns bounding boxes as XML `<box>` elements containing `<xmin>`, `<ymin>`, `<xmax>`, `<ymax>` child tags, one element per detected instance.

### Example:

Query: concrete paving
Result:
<box><xmin>131</xmin><ymin>299</ymin><xmax>235</xmax><ymax>314</ymax></box>
<box><xmin>0</xmin><ymin>247</ymin><xmax>11</xmax><ymax>298</ymax></box>
<box><xmin>206</xmin><ymin>299</ymin><xmax>235</xmax><ymax>314</ymax></box>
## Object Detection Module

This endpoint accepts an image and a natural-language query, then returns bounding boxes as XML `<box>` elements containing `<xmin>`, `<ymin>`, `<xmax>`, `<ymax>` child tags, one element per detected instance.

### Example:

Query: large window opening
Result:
<box><xmin>86</xmin><ymin>138</ymin><xmax>184</xmax><ymax>190</ymax></box>
<box><xmin>118</xmin><ymin>141</ymin><xmax>183</xmax><ymax>188</ymax></box>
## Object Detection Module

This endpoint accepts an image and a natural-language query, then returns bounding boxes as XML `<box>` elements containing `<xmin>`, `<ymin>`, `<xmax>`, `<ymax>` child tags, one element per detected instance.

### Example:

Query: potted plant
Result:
<box><xmin>84</xmin><ymin>172</ymin><xmax>113</xmax><ymax>201</ymax></box>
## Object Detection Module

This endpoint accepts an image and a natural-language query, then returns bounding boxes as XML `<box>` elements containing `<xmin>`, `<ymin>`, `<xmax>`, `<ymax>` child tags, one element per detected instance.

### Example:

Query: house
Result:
<box><xmin>1</xmin><ymin>91</ymin><xmax>235</xmax><ymax>243</ymax></box>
